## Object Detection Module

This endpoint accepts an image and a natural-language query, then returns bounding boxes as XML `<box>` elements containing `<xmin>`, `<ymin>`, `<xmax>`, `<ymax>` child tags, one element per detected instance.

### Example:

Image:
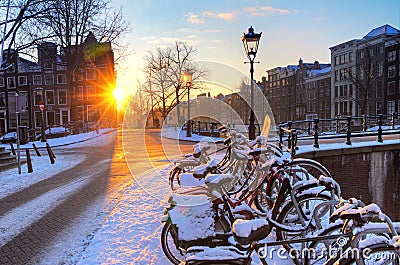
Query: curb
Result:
<box><xmin>4</xmin><ymin>128</ymin><xmax>118</xmax><ymax>151</ymax></box>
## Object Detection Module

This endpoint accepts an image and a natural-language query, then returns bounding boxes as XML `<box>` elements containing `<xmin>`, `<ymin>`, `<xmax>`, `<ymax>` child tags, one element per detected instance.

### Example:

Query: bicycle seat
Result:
<box><xmin>232</xmin><ymin>219</ymin><xmax>270</xmax><ymax>245</ymax></box>
<box><xmin>205</xmin><ymin>174</ymin><xmax>234</xmax><ymax>189</ymax></box>
<box><xmin>340</xmin><ymin>203</ymin><xmax>382</xmax><ymax>223</ymax></box>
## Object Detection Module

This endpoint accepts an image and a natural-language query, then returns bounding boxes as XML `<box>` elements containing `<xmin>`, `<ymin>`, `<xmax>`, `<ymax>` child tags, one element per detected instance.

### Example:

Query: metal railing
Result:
<box><xmin>278</xmin><ymin>112</ymin><xmax>399</xmax><ymax>156</ymax></box>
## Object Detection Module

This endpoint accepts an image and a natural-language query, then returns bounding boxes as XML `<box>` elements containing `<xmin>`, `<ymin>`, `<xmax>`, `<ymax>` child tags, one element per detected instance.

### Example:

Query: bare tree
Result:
<box><xmin>142</xmin><ymin>41</ymin><xmax>207</xmax><ymax>126</ymax></box>
<box><xmin>348</xmin><ymin>43</ymin><xmax>382</xmax><ymax>116</ymax></box>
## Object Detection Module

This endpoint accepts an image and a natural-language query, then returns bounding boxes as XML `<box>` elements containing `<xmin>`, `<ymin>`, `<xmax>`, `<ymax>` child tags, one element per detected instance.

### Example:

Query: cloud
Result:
<box><xmin>244</xmin><ymin>6</ymin><xmax>290</xmax><ymax>16</ymax></box>
<box><xmin>186</xmin><ymin>13</ymin><xmax>204</xmax><ymax>24</ymax></box>
<box><xmin>203</xmin><ymin>11</ymin><xmax>236</xmax><ymax>21</ymax></box>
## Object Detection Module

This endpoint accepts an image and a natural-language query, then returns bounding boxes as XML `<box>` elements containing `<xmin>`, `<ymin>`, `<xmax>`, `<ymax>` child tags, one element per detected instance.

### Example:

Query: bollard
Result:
<box><xmin>9</xmin><ymin>143</ymin><xmax>16</xmax><ymax>155</ymax></box>
<box><xmin>46</xmin><ymin>143</ymin><xmax>55</xmax><ymax>164</ymax></box>
<box><xmin>345</xmin><ymin>116</ymin><xmax>352</xmax><ymax>145</ymax></box>
<box><xmin>308</xmin><ymin>121</ymin><xmax>311</xmax><ymax>136</ymax></box>
<box><xmin>32</xmin><ymin>143</ymin><xmax>41</xmax><ymax>157</ymax></box>
<box><xmin>49</xmin><ymin>145</ymin><xmax>56</xmax><ymax>159</ymax></box>
<box><xmin>26</xmin><ymin>148</ymin><xmax>33</xmax><ymax>173</ymax></box>
<box><xmin>313</xmin><ymin>118</ymin><xmax>319</xmax><ymax>148</ymax></box>
<box><xmin>377</xmin><ymin>114</ymin><xmax>383</xmax><ymax>143</ymax></box>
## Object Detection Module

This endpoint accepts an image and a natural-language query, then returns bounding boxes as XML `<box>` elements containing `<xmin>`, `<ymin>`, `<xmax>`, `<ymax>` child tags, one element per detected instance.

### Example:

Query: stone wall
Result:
<box><xmin>299</xmin><ymin>143</ymin><xmax>400</xmax><ymax>220</ymax></box>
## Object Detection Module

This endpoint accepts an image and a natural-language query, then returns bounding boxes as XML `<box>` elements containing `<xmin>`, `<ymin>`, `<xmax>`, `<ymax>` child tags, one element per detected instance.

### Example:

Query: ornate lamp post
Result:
<box><xmin>35</xmin><ymin>87</ymin><xmax>47</xmax><ymax>142</ymax></box>
<box><xmin>181</xmin><ymin>71</ymin><xmax>193</xmax><ymax>137</ymax></box>
<box><xmin>241</xmin><ymin>26</ymin><xmax>262</xmax><ymax>140</ymax></box>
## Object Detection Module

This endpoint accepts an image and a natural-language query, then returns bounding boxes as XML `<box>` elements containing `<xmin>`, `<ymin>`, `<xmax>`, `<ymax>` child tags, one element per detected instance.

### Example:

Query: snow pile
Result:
<box><xmin>179</xmin><ymin>173</ymin><xmax>206</xmax><ymax>187</ymax></box>
<box><xmin>186</xmin><ymin>245</ymin><xmax>246</xmax><ymax>261</ymax></box>
<box><xmin>232</xmin><ymin>218</ymin><xmax>269</xmax><ymax>238</ymax></box>
<box><xmin>167</xmin><ymin>194</ymin><xmax>215</xmax><ymax>241</ymax></box>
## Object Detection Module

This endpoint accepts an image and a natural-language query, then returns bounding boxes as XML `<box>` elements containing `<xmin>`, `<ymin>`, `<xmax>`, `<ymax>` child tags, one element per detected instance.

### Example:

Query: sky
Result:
<box><xmin>112</xmin><ymin>0</ymin><xmax>400</xmax><ymax>99</ymax></box>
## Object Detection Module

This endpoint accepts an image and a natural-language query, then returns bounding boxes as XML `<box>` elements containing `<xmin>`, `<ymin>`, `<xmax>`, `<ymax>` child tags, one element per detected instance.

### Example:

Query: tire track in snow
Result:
<box><xmin>0</xmin><ymin>175</ymin><xmax>92</xmax><ymax>247</ymax></box>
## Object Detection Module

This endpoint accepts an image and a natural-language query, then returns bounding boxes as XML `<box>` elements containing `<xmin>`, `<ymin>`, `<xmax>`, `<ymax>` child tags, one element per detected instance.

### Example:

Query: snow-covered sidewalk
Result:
<box><xmin>76</xmin><ymin>165</ymin><xmax>173</xmax><ymax>265</ymax></box>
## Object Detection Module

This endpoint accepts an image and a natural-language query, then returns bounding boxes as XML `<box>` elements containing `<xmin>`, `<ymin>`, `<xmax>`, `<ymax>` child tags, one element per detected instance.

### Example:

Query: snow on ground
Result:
<box><xmin>0</xmin><ymin>129</ymin><xmax>116</xmax><ymax>199</ymax></box>
<box><xmin>0</xmin><ymin>129</ymin><xmax>117</xmax><ymax>247</ymax></box>
<box><xmin>161</xmin><ymin>126</ymin><xmax>225</xmax><ymax>142</ymax></box>
<box><xmin>76</xmin><ymin>165</ymin><xmax>173</xmax><ymax>265</ymax></box>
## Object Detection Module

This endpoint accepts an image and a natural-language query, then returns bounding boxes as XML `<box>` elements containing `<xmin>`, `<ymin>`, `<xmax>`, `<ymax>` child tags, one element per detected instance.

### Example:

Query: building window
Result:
<box><xmin>33</xmin><ymin>91</ymin><xmax>42</xmax><ymax>105</ymax></box>
<box><xmin>45</xmin><ymin>90</ymin><xmax>55</xmax><ymax>105</ymax></box>
<box><xmin>86</xmin><ymin>86</ymin><xmax>96</xmax><ymax>99</ymax></box>
<box><xmin>376</xmin><ymin>82</ymin><xmax>382</xmax><ymax>98</ymax></box>
<box><xmin>76</xmin><ymin>106</ymin><xmax>84</xmax><ymax>121</ymax></box>
<box><xmin>334</xmin><ymin>56</ymin><xmax>338</xmax><ymax>66</ymax></box>
<box><xmin>18</xmin><ymin>76</ymin><xmax>27</xmax><ymax>86</ymax></box>
<box><xmin>46</xmin><ymin>111</ymin><xmax>55</xmax><ymax>126</ymax></box>
<box><xmin>34</xmin><ymin>111</ymin><xmax>42</xmax><ymax>128</ymax></box>
<box><xmin>388</xmin><ymin>65</ymin><xmax>396</xmax><ymax>78</ymax></box>
<box><xmin>388</xmin><ymin>50</ymin><xmax>397</xmax><ymax>62</ymax></box>
<box><xmin>44</xmin><ymin>75</ymin><xmax>54</xmax><ymax>85</ymax></box>
<box><xmin>86</xmin><ymin>68</ymin><xmax>95</xmax><ymax>80</ymax></box>
<box><xmin>58</xmin><ymin>90</ymin><xmax>67</xmax><ymax>105</ymax></box>
<box><xmin>19</xmin><ymin>91</ymin><xmax>28</xmax><ymax>111</ymax></box>
<box><xmin>377</xmin><ymin>63</ymin><xmax>382</xmax><ymax>76</ymax></box>
<box><xmin>87</xmin><ymin>105</ymin><xmax>97</xmax><ymax>121</ymax></box>
<box><xmin>388</xmin><ymin>81</ymin><xmax>396</xmax><ymax>95</ymax></box>
<box><xmin>57</xmin><ymin>74</ymin><xmax>66</xmax><ymax>84</ymax></box>
<box><xmin>33</xmin><ymin>75</ymin><xmax>42</xmax><ymax>85</ymax></box>
<box><xmin>7</xmin><ymin>77</ymin><xmax>15</xmax><ymax>88</ymax></box>
<box><xmin>0</xmin><ymin>78</ymin><xmax>4</xmax><ymax>87</ymax></box>
<box><xmin>0</xmin><ymin>92</ymin><xmax>5</xmax><ymax>108</ymax></box>
<box><xmin>376</xmin><ymin>102</ymin><xmax>382</xmax><ymax>115</ymax></box>
<box><xmin>387</xmin><ymin>100</ymin><xmax>395</xmax><ymax>114</ymax></box>
<box><xmin>76</xmin><ymin>86</ymin><xmax>83</xmax><ymax>100</ymax></box>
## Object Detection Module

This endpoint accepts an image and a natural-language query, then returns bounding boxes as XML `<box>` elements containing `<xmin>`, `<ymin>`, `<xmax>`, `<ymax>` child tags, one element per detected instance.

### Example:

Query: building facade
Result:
<box><xmin>330</xmin><ymin>24</ymin><xmax>400</xmax><ymax>118</ymax></box>
<box><xmin>0</xmin><ymin>33</ymin><xmax>116</xmax><ymax>136</ymax></box>
<box><xmin>266</xmin><ymin>59</ymin><xmax>330</xmax><ymax>124</ymax></box>
<box><xmin>385</xmin><ymin>35</ymin><xmax>400</xmax><ymax>116</ymax></box>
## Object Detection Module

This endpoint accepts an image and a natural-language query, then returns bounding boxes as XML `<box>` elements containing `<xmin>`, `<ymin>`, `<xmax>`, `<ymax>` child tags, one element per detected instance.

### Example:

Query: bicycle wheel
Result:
<box><xmin>283</xmin><ymin>158</ymin><xmax>332</xmax><ymax>183</ymax></box>
<box><xmin>275</xmin><ymin>193</ymin><xmax>332</xmax><ymax>261</ymax></box>
<box><xmin>341</xmin><ymin>242</ymin><xmax>400</xmax><ymax>265</ymax></box>
<box><xmin>304</xmin><ymin>223</ymin><xmax>344</xmax><ymax>265</ymax></box>
<box><xmin>255</xmin><ymin>158</ymin><xmax>331</xmax><ymax>213</ymax></box>
<box><xmin>161</xmin><ymin>221</ymin><xmax>184</xmax><ymax>264</ymax></box>
<box><xmin>254</xmin><ymin>171</ymin><xmax>284</xmax><ymax>212</ymax></box>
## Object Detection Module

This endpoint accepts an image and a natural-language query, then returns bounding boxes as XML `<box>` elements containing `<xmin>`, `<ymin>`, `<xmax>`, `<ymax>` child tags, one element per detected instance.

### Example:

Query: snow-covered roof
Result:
<box><xmin>309</xmin><ymin>66</ymin><xmax>332</xmax><ymax>77</ymax></box>
<box><xmin>362</xmin><ymin>24</ymin><xmax>400</xmax><ymax>40</ymax></box>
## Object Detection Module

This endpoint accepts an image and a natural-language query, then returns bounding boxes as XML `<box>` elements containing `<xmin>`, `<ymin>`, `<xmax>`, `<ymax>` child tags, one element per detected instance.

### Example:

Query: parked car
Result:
<box><xmin>1</xmin><ymin>132</ymin><xmax>17</xmax><ymax>144</ymax></box>
<box><xmin>35</xmin><ymin>126</ymin><xmax>71</xmax><ymax>141</ymax></box>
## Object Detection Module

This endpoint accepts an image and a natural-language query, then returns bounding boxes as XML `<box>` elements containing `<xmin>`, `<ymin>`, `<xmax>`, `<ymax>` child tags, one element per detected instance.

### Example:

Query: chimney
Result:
<box><xmin>314</xmin><ymin>60</ymin><xmax>321</xmax><ymax>70</ymax></box>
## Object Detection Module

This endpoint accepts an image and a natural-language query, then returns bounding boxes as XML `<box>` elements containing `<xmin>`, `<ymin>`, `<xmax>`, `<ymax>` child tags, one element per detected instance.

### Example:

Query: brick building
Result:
<box><xmin>0</xmin><ymin>33</ymin><xmax>117</xmax><ymax>135</ymax></box>
<box><xmin>266</xmin><ymin>59</ymin><xmax>330</xmax><ymax>124</ymax></box>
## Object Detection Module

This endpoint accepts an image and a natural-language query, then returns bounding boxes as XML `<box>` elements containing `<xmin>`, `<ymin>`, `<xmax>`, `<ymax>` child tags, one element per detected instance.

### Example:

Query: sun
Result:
<box><xmin>113</xmin><ymin>87</ymin><xmax>125</xmax><ymax>109</ymax></box>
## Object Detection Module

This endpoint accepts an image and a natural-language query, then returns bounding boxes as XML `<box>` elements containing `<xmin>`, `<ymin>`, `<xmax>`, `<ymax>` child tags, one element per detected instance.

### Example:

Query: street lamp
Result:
<box><xmin>35</xmin><ymin>87</ymin><xmax>47</xmax><ymax>142</ymax></box>
<box><xmin>181</xmin><ymin>71</ymin><xmax>192</xmax><ymax>137</ymax></box>
<box><xmin>241</xmin><ymin>25</ymin><xmax>262</xmax><ymax>140</ymax></box>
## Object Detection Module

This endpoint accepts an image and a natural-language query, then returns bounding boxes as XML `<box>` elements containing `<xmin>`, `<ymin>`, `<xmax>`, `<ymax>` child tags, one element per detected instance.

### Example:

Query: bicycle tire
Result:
<box><xmin>255</xmin><ymin>158</ymin><xmax>332</xmax><ymax>213</ymax></box>
<box><xmin>275</xmin><ymin>193</ymin><xmax>333</xmax><ymax>259</ymax></box>
<box><xmin>304</xmin><ymin>223</ymin><xmax>344</xmax><ymax>265</ymax></box>
<box><xmin>161</xmin><ymin>221</ymin><xmax>184</xmax><ymax>264</ymax></box>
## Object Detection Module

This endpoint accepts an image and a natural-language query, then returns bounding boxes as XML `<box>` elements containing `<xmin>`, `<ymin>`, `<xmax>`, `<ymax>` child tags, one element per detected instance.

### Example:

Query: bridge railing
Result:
<box><xmin>279</xmin><ymin>112</ymin><xmax>399</xmax><ymax>150</ymax></box>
